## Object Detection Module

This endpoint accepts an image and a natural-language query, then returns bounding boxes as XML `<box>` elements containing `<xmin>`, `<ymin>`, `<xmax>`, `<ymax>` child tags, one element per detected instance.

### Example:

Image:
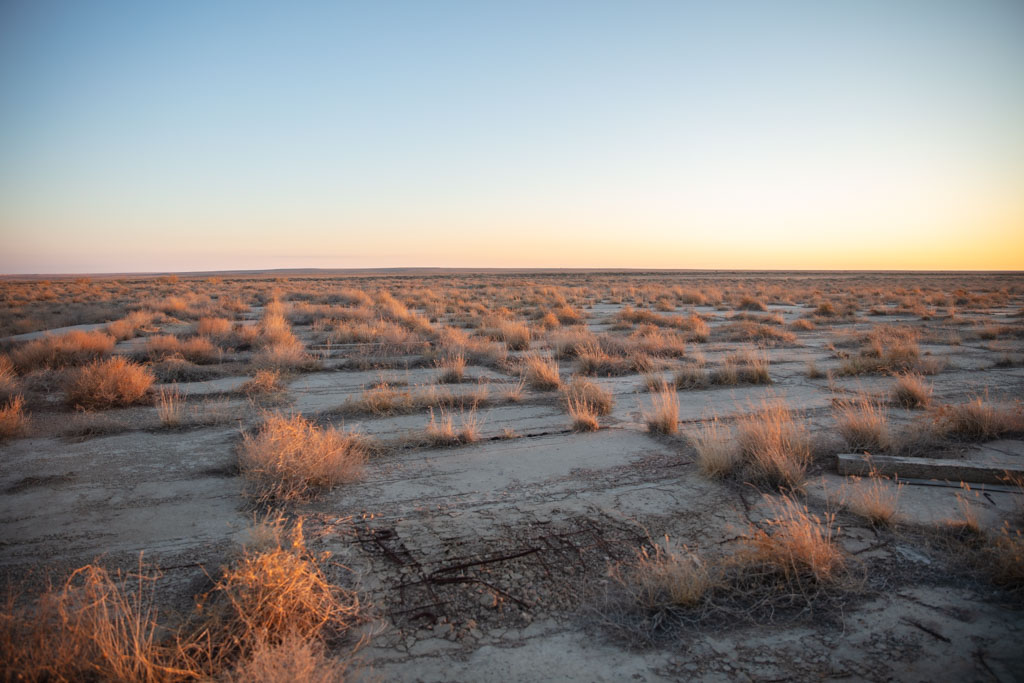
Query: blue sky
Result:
<box><xmin>1</xmin><ymin>1</ymin><xmax>1022</xmax><ymax>272</ymax></box>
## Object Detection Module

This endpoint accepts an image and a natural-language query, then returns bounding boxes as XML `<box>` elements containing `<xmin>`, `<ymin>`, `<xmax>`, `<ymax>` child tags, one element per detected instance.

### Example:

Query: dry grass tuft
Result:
<box><xmin>567</xmin><ymin>396</ymin><xmax>600</xmax><ymax>432</ymax></box>
<box><xmin>0</xmin><ymin>395</ymin><xmax>29</xmax><ymax>440</ymax></box>
<box><xmin>156</xmin><ymin>385</ymin><xmax>185</xmax><ymax>427</ymax></box>
<box><xmin>688</xmin><ymin>418</ymin><xmax>740</xmax><ymax>478</ymax></box>
<box><xmin>227</xmin><ymin>632</ymin><xmax>348</xmax><ymax>683</ymax></box>
<box><xmin>891</xmin><ymin>373</ymin><xmax>932</xmax><ymax>409</ymax></box>
<box><xmin>238</xmin><ymin>414</ymin><xmax>366</xmax><ymax>501</ymax></box>
<box><xmin>12</xmin><ymin>330</ymin><xmax>115</xmax><ymax>370</ymax></box>
<box><xmin>106</xmin><ymin>310</ymin><xmax>156</xmax><ymax>341</ymax></box>
<box><xmin>424</xmin><ymin>407</ymin><xmax>481</xmax><ymax>445</ymax></box>
<box><xmin>834</xmin><ymin>399</ymin><xmax>891</xmax><ymax>453</ymax></box>
<box><xmin>562</xmin><ymin>377</ymin><xmax>614</xmax><ymax>416</ymax></box>
<box><xmin>644</xmin><ymin>383</ymin><xmax>679</xmax><ymax>435</ymax></box>
<box><xmin>65</xmin><ymin>357</ymin><xmax>155</xmax><ymax>409</ymax></box>
<box><xmin>609</xmin><ymin>537</ymin><xmax>717</xmax><ymax>611</ymax></box>
<box><xmin>522</xmin><ymin>353</ymin><xmax>561</xmax><ymax>391</ymax></box>
<box><xmin>0</xmin><ymin>560</ymin><xmax>186</xmax><ymax>682</ymax></box>
<box><xmin>737</xmin><ymin>494</ymin><xmax>844</xmax><ymax>585</ymax></box>
<box><xmin>435</xmin><ymin>352</ymin><xmax>466</xmax><ymax>384</ymax></box>
<box><xmin>0</xmin><ymin>354</ymin><xmax>18</xmax><ymax>402</ymax></box>
<box><xmin>199</xmin><ymin>516</ymin><xmax>363</xmax><ymax>661</ymax></box>
<box><xmin>735</xmin><ymin>402</ymin><xmax>812</xmax><ymax>489</ymax></box>
<box><xmin>937</xmin><ymin>397</ymin><xmax>1024</xmax><ymax>441</ymax></box>
<box><xmin>838</xmin><ymin>471</ymin><xmax>903</xmax><ymax>527</ymax></box>
<box><xmin>709</xmin><ymin>349</ymin><xmax>771</xmax><ymax>385</ymax></box>
<box><xmin>197</xmin><ymin>316</ymin><xmax>233</xmax><ymax>338</ymax></box>
<box><xmin>989</xmin><ymin>523</ymin><xmax>1024</xmax><ymax>592</ymax></box>
<box><xmin>241</xmin><ymin>369</ymin><xmax>285</xmax><ymax>395</ymax></box>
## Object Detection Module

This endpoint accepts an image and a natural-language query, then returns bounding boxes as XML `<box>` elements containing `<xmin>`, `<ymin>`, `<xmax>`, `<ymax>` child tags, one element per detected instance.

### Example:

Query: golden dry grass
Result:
<box><xmin>155</xmin><ymin>385</ymin><xmax>184</xmax><ymax>427</ymax></box>
<box><xmin>937</xmin><ymin>397</ymin><xmax>1024</xmax><ymax>441</ymax></box>
<box><xmin>240</xmin><ymin>369</ymin><xmax>285</xmax><ymax>395</ymax></box>
<box><xmin>199</xmin><ymin>517</ymin><xmax>363</xmax><ymax>660</ymax></box>
<box><xmin>106</xmin><ymin>310</ymin><xmax>156</xmax><ymax>341</ymax></box>
<box><xmin>834</xmin><ymin>399</ymin><xmax>891</xmax><ymax>453</ymax></box>
<box><xmin>688</xmin><ymin>418</ymin><xmax>740</xmax><ymax>478</ymax></box>
<box><xmin>197</xmin><ymin>316</ymin><xmax>233</xmax><ymax>338</ymax></box>
<box><xmin>891</xmin><ymin>373</ymin><xmax>932</xmax><ymax>409</ymax></box>
<box><xmin>12</xmin><ymin>330</ymin><xmax>115</xmax><ymax>370</ymax></box>
<box><xmin>238</xmin><ymin>414</ymin><xmax>366</xmax><ymax>501</ymax></box>
<box><xmin>424</xmin><ymin>407</ymin><xmax>481</xmax><ymax>445</ymax></box>
<box><xmin>838</xmin><ymin>471</ymin><xmax>903</xmax><ymax>526</ymax></box>
<box><xmin>562</xmin><ymin>377</ymin><xmax>614</xmax><ymax>416</ymax></box>
<box><xmin>566</xmin><ymin>396</ymin><xmax>600</xmax><ymax>432</ymax></box>
<box><xmin>0</xmin><ymin>395</ymin><xmax>29</xmax><ymax>440</ymax></box>
<box><xmin>737</xmin><ymin>494</ymin><xmax>844</xmax><ymax>585</ymax></box>
<box><xmin>227</xmin><ymin>633</ymin><xmax>348</xmax><ymax>683</ymax></box>
<box><xmin>0</xmin><ymin>560</ymin><xmax>189</xmax><ymax>682</ymax></box>
<box><xmin>65</xmin><ymin>357</ymin><xmax>155</xmax><ymax>409</ymax></box>
<box><xmin>434</xmin><ymin>352</ymin><xmax>467</xmax><ymax>384</ymax></box>
<box><xmin>644</xmin><ymin>382</ymin><xmax>679</xmax><ymax>435</ymax></box>
<box><xmin>735</xmin><ymin>401</ymin><xmax>812</xmax><ymax>489</ymax></box>
<box><xmin>609</xmin><ymin>537</ymin><xmax>717</xmax><ymax>610</ymax></box>
<box><xmin>709</xmin><ymin>349</ymin><xmax>771</xmax><ymax>385</ymax></box>
<box><xmin>0</xmin><ymin>354</ymin><xmax>17</xmax><ymax>402</ymax></box>
<box><xmin>522</xmin><ymin>353</ymin><xmax>561</xmax><ymax>391</ymax></box>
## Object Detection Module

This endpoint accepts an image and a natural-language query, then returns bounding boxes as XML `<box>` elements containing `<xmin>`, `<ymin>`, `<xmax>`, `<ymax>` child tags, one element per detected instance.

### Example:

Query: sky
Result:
<box><xmin>1</xmin><ymin>0</ymin><xmax>1022</xmax><ymax>273</ymax></box>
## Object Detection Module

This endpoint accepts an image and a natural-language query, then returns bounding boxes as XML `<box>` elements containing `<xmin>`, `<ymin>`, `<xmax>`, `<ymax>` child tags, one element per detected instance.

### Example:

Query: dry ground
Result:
<box><xmin>1</xmin><ymin>271</ymin><xmax>1023</xmax><ymax>681</ymax></box>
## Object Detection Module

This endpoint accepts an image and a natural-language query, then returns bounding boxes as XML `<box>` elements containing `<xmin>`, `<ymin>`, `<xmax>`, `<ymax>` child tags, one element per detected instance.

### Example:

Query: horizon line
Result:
<box><xmin>3</xmin><ymin>266</ymin><xmax>1024</xmax><ymax>280</ymax></box>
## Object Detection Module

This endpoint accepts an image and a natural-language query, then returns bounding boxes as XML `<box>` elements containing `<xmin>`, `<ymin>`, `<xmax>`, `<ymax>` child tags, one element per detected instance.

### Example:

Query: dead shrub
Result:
<box><xmin>238</xmin><ymin>414</ymin><xmax>366</xmax><ymax>501</ymax></box>
<box><xmin>609</xmin><ymin>537</ymin><xmax>717</xmax><ymax>611</ymax></box>
<box><xmin>65</xmin><ymin>357</ymin><xmax>155</xmax><ymax>409</ymax></box>
<box><xmin>498</xmin><ymin>320</ymin><xmax>531</xmax><ymax>351</ymax></box>
<box><xmin>737</xmin><ymin>296</ymin><xmax>767</xmax><ymax>312</ymax></box>
<box><xmin>197</xmin><ymin>316</ymin><xmax>233</xmax><ymax>338</ymax></box>
<box><xmin>567</xmin><ymin>396</ymin><xmax>600</xmax><ymax>432</ymax></box>
<box><xmin>106</xmin><ymin>311</ymin><xmax>156</xmax><ymax>341</ymax></box>
<box><xmin>0</xmin><ymin>354</ymin><xmax>17</xmax><ymax>401</ymax></box>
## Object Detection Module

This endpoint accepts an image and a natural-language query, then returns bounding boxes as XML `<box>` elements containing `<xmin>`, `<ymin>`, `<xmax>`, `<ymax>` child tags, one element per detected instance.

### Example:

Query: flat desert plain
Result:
<box><xmin>1</xmin><ymin>271</ymin><xmax>1022</xmax><ymax>681</ymax></box>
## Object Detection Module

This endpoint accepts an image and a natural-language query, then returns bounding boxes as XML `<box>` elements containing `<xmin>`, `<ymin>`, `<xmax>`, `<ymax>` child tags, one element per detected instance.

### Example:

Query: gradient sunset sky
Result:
<box><xmin>1</xmin><ymin>1</ymin><xmax>1022</xmax><ymax>273</ymax></box>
